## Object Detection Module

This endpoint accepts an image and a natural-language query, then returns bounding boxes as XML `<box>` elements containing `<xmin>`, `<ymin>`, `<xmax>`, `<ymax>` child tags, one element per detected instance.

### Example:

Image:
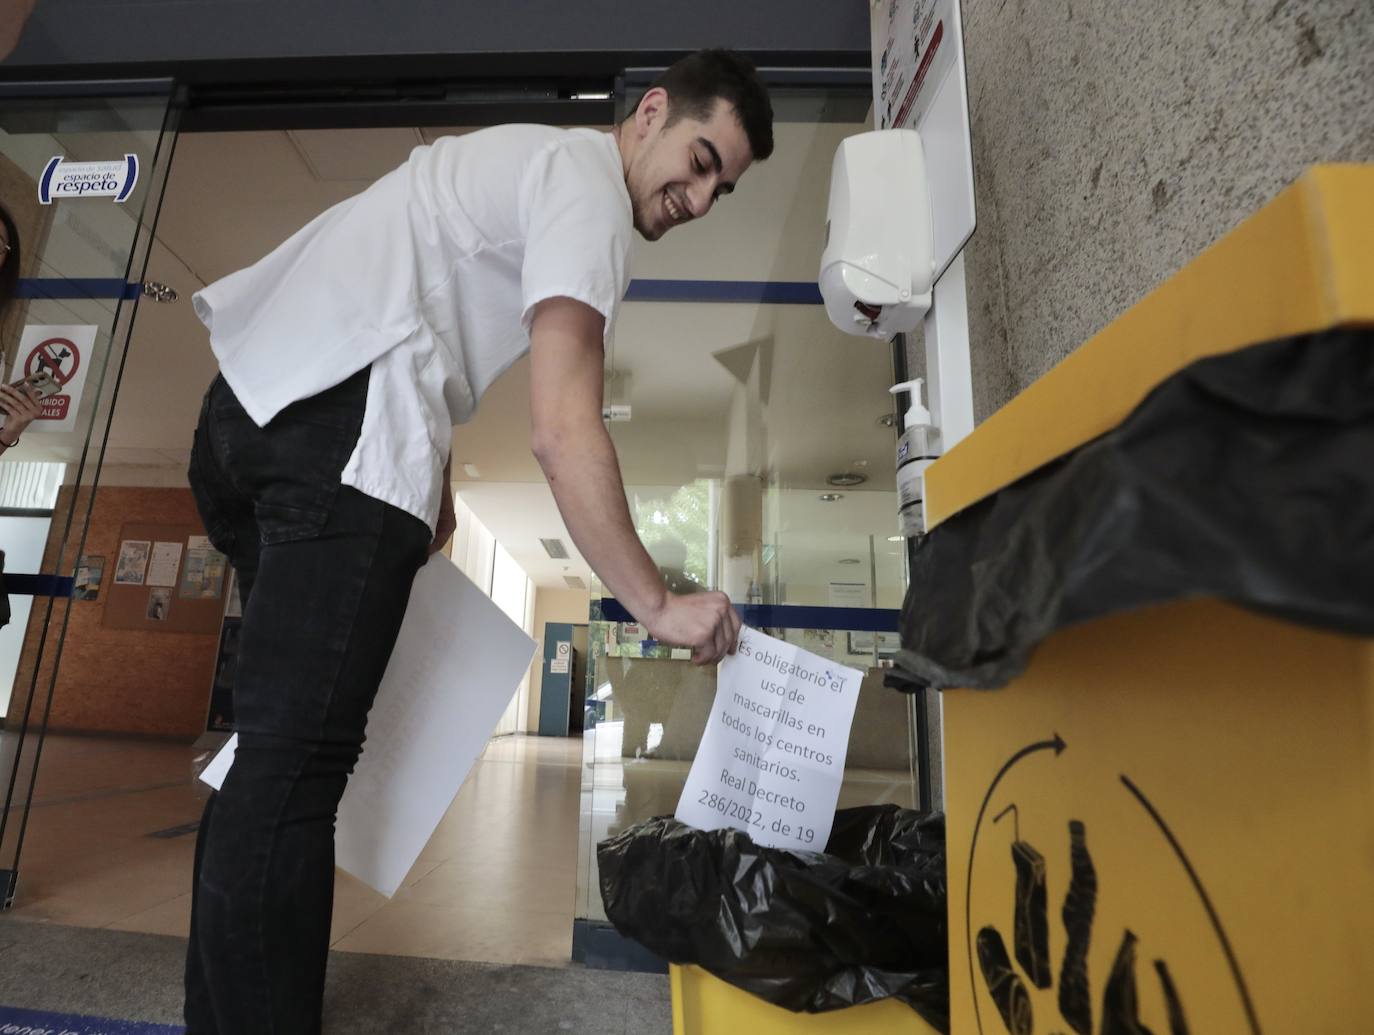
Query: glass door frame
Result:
<box><xmin>0</xmin><ymin>77</ymin><xmax>179</xmax><ymax>907</ymax></box>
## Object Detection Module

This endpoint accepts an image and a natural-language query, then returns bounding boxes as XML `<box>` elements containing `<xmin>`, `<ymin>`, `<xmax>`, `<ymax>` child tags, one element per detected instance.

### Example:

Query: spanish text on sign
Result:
<box><xmin>675</xmin><ymin>627</ymin><xmax>863</xmax><ymax>853</ymax></box>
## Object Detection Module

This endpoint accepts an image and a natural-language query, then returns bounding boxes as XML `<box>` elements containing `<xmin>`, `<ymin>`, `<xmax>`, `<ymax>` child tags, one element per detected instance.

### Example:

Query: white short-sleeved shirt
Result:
<box><xmin>192</xmin><ymin>125</ymin><xmax>633</xmax><ymax>531</ymax></box>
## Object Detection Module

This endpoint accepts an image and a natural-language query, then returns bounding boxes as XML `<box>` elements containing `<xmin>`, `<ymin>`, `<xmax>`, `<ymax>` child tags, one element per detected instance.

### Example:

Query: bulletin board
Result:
<box><xmin>100</xmin><ymin>521</ymin><xmax>230</xmax><ymax>634</ymax></box>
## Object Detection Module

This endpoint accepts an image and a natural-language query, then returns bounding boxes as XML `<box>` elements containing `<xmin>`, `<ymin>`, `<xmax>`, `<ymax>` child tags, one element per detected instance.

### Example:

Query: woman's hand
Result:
<box><xmin>0</xmin><ymin>382</ymin><xmax>43</xmax><ymax>445</ymax></box>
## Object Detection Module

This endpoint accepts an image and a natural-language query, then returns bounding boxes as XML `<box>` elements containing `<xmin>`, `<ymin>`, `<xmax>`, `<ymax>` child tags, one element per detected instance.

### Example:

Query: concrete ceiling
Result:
<box><xmin>23</xmin><ymin>112</ymin><xmax>907</xmax><ymax>592</ymax></box>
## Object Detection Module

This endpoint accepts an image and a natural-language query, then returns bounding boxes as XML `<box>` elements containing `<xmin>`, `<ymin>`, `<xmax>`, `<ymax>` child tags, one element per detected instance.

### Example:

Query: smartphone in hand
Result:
<box><xmin>19</xmin><ymin>369</ymin><xmax>59</xmax><ymax>400</ymax></box>
<box><xmin>0</xmin><ymin>369</ymin><xmax>59</xmax><ymax>416</ymax></box>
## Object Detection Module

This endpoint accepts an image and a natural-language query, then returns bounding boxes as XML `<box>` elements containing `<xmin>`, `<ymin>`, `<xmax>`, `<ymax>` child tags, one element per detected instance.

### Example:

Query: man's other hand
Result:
<box><xmin>0</xmin><ymin>382</ymin><xmax>43</xmax><ymax>444</ymax></box>
<box><xmin>430</xmin><ymin>497</ymin><xmax>456</xmax><ymax>556</ymax></box>
<box><xmin>430</xmin><ymin>460</ymin><xmax>457</xmax><ymax>556</ymax></box>
<box><xmin>643</xmin><ymin>590</ymin><xmax>741</xmax><ymax>666</ymax></box>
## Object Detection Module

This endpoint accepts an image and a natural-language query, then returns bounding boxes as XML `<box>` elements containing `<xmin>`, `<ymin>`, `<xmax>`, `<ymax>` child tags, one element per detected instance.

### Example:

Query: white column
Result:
<box><xmin>921</xmin><ymin>250</ymin><xmax>975</xmax><ymax>453</ymax></box>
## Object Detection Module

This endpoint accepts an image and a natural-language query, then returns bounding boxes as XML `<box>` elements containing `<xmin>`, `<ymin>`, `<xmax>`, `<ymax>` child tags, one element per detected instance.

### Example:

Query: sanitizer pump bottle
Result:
<box><xmin>889</xmin><ymin>378</ymin><xmax>939</xmax><ymax>536</ymax></box>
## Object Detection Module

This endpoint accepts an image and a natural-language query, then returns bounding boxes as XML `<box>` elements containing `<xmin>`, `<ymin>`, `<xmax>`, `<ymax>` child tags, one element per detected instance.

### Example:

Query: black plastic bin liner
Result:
<box><xmin>888</xmin><ymin>328</ymin><xmax>1374</xmax><ymax>692</ymax></box>
<box><xmin>598</xmin><ymin>804</ymin><xmax>949</xmax><ymax>1031</ymax></box>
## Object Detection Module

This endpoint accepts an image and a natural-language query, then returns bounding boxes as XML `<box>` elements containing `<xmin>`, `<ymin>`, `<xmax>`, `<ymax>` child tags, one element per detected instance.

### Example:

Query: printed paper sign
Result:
<box><xmin>179</xmin><ymin>538</ymin><xmax>227</xmax><ymax>600</ymax></box>
<box><xmin>874</xmin><ymin>0</ymin><xmax>959</xmax><ymax>131</ymax></box>
<box><xmin>73</xmin><ymin>555</ymin><xmax>105</xmax><ymax>601</ymax></box>
<box><xmin>146</xmin><ymin>587</ymin><xmax>171</xmax><ymax>621</ymax></box>
<box><xmin>39</xmin><ymin>154</ymin><xmax>139</xmax><ymax>204</ymax></box>
<box><xmin>114</xmin><ymin>539</ymin><xmax>151</xmax><ymax>585</ymax></box>
<box><xmin>8</xmin><ymin>324</ymin><xmax>97</xmax><ymax>434</ymax></box>
<box><xmin>828</xmin><ymin>580</ymin><xmax>868</xmax><ymax>609</ymax></box>
<box><xmin>146</xmin><ymin>541</ymin><xmax>183</xmax><ymax>587</ymax></box>
<box><xmin>675</xmin><ymin>627</ymin><xmax>863</xmax><ymax>853</ymax></box>
<box><xmin>550</xmin><ymin>640</ymin><xmax>571</xmax><ymax>673</ymax></box>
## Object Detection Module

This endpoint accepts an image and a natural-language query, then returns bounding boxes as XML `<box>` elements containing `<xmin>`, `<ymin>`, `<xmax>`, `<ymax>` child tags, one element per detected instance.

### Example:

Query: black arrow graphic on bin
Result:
<box><xmin>1119</xmin><ymin>774</ymin><xmax>1262</xmax><ymax>1035</ymax></box>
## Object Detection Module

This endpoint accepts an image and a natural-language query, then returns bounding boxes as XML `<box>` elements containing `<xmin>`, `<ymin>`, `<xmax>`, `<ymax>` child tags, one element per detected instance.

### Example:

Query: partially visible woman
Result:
<box><xmin>0</xmin><ymin>0</ymin><xmax>37</xmax><ymax>61</ymax></box>
<box><xmin>1</xmin><ymin>201</ymin><xmax>43</xmax><ymax>451</ymax></box>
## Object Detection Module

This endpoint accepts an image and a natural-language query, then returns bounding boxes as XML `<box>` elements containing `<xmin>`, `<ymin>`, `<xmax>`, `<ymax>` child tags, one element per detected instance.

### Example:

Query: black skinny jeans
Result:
<box><xmin>184</xmin><ymin>369</ymin><xmax>430</xmax><ymax>1034</ymax></box>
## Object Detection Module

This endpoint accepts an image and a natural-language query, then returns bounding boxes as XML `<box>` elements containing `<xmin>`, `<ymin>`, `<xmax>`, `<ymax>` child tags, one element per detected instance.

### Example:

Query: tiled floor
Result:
<box><xmin>3</xmin><ymin>732</ymin><xmax>583</xmax><ymax>967</ymax></box>
<box><xmin>0</xmin><ymin>921</ymin><xmax>672</xmax><ymax>1035</ymax></box>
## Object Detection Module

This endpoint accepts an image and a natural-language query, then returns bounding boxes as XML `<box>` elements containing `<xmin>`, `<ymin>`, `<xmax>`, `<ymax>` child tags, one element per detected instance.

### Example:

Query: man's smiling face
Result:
<box><xmin>623</xmin><ymin>90</ymin><xmax>755</xmax><ymax>242</ymax></box>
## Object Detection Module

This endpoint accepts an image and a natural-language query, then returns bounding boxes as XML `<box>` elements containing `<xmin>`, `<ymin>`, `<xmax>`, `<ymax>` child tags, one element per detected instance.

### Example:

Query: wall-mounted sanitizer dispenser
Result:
<box><xmin>819</xmin><ymin>129</ymin><xmax>936</xmax><ymax>339</ymax></box>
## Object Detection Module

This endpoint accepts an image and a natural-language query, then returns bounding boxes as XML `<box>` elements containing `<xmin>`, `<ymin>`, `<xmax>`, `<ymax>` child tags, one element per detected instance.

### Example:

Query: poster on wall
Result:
<box><xmin>179</xmin><ymin>535</ymin><xmax>227</xmax><ymax>600</ymax></box>
<box><xmin>828</xmin><ymin>580</ymin><xmax>869</xmax><ymax>609</ymax></box>
<box><xmin>6</xmin><ymin>324</ymin><xmax>98</xmax><ymax>434</ymax></box>
<box><xmin>145</xmin><ymin>541</ymin><xmax>183</xmax><ymax>587</ymax></box>
<box><xmin>874</xmin><ymin>0</ymin><xmax>959</xmax><ymax>132</ymax></box>
<box><xmin>146</xmin><ymin>588</ymin><xmax>171</xmax><ymax>621</ymax></box>
<box><xmin>114</xmin><ymin>539</ymin><xmax>151</xmax><ymax>585</ymax></box>
<box><xmin>801</xmin><ymin>628</ymin><xmax>835</xmax><ymax>659</ymax></box>
<box><xmin>847</xmin><ymin>630</ymin><xmax>901</xmax><ymax>657</ymax></box>
<box><xmin>872</xmin><ymin>0</ymin><xmax>976</xmax><ymax>275</ymax></box>
<box><xmin>550</xmin><ymin>640</ymin><xmax>571</xmax><ymax>674</ymax></box>
<box><xmin>73</xmin><ymin>555</ymin><xmax>104</xmax><ymax>601</ymax></box>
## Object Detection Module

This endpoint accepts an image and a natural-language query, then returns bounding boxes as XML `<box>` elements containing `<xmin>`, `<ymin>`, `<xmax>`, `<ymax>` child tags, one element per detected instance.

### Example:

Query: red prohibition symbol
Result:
<box><xmin>24</xmin><ymin>337</ymin><xmax>81</xmax><ymax>387</ymax></box>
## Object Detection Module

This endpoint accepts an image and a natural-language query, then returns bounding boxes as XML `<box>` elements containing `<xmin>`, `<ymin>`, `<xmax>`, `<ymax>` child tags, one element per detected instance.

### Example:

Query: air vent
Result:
<box><xmin>563</xmin><ymin>576</ymin><xmax>587</xmax><ymax>590</ymax></box>
<box><xmin>540</xmin><ymin>537</ymin><xmax>570</xmax><ymax>559</ymax></box>
<box><xmin>827</xmin><ymin>472</ymin><xmax>868</xmax><ymax>487</ymax></box>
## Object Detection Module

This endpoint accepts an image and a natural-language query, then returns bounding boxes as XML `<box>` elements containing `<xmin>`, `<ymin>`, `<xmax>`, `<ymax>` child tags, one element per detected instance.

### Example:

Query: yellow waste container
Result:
<box><xmin>917</xmin><ymin>165</ymin><xmax>1374</xmax><ymax>1035</ymax></box>
<box><xmin>670</xmin><ymin>964</ymin><xmax>942</xmax><ymax>1035</ymax></box>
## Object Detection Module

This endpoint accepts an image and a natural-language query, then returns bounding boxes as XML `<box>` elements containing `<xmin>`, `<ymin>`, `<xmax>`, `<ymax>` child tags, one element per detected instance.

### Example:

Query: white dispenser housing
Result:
<box><xmin>819</xmin><ymin>129</ymin><xmax>936</xmax><ymax>339</ymax></box>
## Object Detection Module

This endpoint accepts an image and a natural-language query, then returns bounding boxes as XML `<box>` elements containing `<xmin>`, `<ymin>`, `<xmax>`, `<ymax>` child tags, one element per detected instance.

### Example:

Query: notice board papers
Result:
<box><xmin>201</xmin><ymin>555</ymin><xmax>536</xmax><ymax>896</ymax></box>
<box><xmin>675</xmin><ymin>627</ymin><xmax>863</xmax><ymax>853</ymax></box>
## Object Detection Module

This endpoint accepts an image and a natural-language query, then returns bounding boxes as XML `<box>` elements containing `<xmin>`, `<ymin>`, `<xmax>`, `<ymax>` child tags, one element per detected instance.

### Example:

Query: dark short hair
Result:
<box><xmin>634</xmin><ymin>49</ymin><xmax>774</xmax><ymax>161</ymax></box>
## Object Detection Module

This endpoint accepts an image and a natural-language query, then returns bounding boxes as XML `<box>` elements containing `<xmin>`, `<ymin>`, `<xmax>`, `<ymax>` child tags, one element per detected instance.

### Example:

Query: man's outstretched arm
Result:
<box><xmin>528</xmin><ymin>296</ymin><xmax>740</xmax><ymax>665</ymax></box>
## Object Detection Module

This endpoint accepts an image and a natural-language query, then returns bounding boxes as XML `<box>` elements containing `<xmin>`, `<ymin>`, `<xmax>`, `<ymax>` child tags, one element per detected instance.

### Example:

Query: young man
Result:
<box><xmin>184</xmin><ymin>50</ymin><xmax>772</xmax><ymax>1033</ymax></box>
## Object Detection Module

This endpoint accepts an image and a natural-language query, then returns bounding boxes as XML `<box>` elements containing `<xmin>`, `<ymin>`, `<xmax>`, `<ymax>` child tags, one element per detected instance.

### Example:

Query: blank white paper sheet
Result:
<box><xmin>200</xmin><ymin>555</ymin><xmax>537</xmax><ymax>896</ymax></box>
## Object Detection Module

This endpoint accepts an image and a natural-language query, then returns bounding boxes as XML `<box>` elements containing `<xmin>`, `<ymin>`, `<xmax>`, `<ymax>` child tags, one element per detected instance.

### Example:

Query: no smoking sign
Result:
<box><xmin>9</xmin><ymin>324</ymin><xmax>97</xmax><ymax>434</ymax></box>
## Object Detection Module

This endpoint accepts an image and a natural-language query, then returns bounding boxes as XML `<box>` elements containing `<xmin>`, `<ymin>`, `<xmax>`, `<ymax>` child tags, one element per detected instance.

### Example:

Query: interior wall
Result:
<box><xmin>950</xmin><ymin>0</ymin><xmax>1374</xmax><ymax>422</ymax></box>
<box><xmin>525</xmin><ymin>588</ymin><xmax>591</xmax><ymax>734</ymax></box>
<box><xmin>7</xmin><ymin>486</ymin><xmax>218</xmax><ymax>737</ymax></box>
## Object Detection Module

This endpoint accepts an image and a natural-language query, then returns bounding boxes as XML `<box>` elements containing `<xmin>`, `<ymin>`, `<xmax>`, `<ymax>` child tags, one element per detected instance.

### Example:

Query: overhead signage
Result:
<box><xmin>39</xmin><ymin>154</ymin><xmax>139</xmax><ymax>204</ymax></box>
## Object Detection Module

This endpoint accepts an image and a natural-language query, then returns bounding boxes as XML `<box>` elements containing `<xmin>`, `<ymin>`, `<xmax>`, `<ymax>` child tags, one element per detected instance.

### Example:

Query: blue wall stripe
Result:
<box><xmin>4</xmin><ymin>573</ymin><xmax>75</xmax><ymax>597</ymax></box>
<box><xmin>624</xmin><ymin>280</ymin><xmax>823</xmax><ymax>304</ymax></box>
<box><xmin>17</xmin><ymin>279</ymin><xmax>822</xmax><ymax>305</ymax></box>
<box><xmin>598</xmin><ymin>597</ymin><xmax>899</xmax><ymax>633</ymax></box>
<box><xmin>0</xmin><ymin>1004</ymin><xmax>182</xmax><ymax>1034</ymax></box>
<box><xmin>16</xmin><ymin>278</ymin><xmax>141</xmax><ymax>300</ymax></box>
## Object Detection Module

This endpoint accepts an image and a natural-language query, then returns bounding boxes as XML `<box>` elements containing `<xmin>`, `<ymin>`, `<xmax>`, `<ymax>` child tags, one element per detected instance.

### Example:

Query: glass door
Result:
<box><xmin>573</xmin><ymin>80</ymin><xmax>918</xmax><ymax>933</ymax></box>
<box><xmin>0</xmin><ymin>80</ymin><xmax>178</xmax><ymax>907</ymax></box>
